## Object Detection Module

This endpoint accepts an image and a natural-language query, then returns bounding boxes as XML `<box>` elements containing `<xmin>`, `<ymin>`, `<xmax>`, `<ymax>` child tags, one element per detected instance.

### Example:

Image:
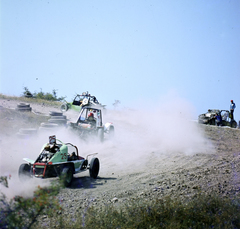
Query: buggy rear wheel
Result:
<box><xmin>231</xmin><ymin>120</ymin><xmax>237</xmax><ymax>128</ymax></box>
<box><xmin>97</xmin><ymin>128</ymin><xmax>104</xmax><ymax>142</ymax></box>
<box><xmin>61</xmin><ymin>166</ymin><xmax>73</xmax><ymax>187</ymax></box>
<box><xmin>109</xmin><ymin>126</ymin><xmax>115</xmax><ymax>139</ymax></box>
<box><xmin>89</xmin><ymin>158</ymin><xmax>100</xmax><ymax>179</ymax></box>
<box><xmin>18</xmin><ymin>163</ymin><xmax>31</xmax><ymax>181</ymax></box>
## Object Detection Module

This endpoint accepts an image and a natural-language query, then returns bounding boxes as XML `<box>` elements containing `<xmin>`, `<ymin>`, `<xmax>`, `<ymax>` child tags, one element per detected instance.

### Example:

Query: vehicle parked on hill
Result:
<box><xmin>18</xmin><ymin>135</ymin><xmax>100</xmax><ymax>187</ymax></box>
<box><xmin>60</xmin><ymin>92</ymin><xmax>105</xmax><ymax>112</ymax></box>
<box><xmin>198</xmin><ymin>109</ymin><xmax>237</xmax><ymax>128</ymax></box>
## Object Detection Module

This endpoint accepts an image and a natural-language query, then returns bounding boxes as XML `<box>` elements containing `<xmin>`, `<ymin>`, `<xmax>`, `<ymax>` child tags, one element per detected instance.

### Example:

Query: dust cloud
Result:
<box><xmin>0</xmin><ymin>94</ymin><xmax>213</xmax><ymax>198</ymax></box>
<box><xmin>96</xmin><ymin>95</ymin><xmax>213</xmax><ymax>170</ymax></box>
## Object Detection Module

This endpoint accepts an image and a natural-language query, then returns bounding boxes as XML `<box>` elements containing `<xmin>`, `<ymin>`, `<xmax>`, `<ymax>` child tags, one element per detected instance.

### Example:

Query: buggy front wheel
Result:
<box><xmin>61</xmin><ymin>166</ymin><xmax>73</xmax><ymax>187</ymax></box>
<box><xmin>231</xmin><ymin>120</ymin><xmax>237</xmax><ymax>128</ymax></box>
<box><xmin>89</xmin><ymin>158</ymin><xmax>100</xmax><ymax>179</ymax></box>
<box><xmin>18</xmin><ymin>163</ymin><xmax>31</xmax><ymax>182</ymax></box>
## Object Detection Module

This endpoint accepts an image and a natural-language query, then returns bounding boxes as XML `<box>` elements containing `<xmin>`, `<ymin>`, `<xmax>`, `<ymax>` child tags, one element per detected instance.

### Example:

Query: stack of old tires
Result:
<box><xmin>15</xmin><ymin>103</ymin><xmax>32</xmax><ymax>112</ymax></box>
<box><xmin>48</xmin><ymin>111</ymin><xmax>67</xmax><ymax>125</ymax></box>
<box><xmin>15</xmin><ymin>103</ymin><xmax>35</xmax><ymax>138</ymax></box>
<box><xmin>39</xmin><ymin>111</ymin><xmax>67</xmax><ymax>132</ymax></box>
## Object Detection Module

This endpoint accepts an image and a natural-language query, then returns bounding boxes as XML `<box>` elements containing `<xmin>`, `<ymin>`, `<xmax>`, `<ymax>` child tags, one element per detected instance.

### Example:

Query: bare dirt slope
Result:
<box><xmin>1</xmin><ymin>97</ymin><xmax>240</xmax><ymax>218</ymax></box>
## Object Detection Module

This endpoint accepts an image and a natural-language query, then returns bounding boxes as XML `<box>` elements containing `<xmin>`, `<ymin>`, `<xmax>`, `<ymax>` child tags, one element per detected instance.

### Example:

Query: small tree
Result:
<box><xmin>35</xmin><ymin>91</ymin><xmax>45</xmax><ymax>100</ymax></box>
<box><xmin>52</xmin><ymin>89</ymin><xmax>57</xmax><ymax>100</ymax></box>
<box><xmin>0</xmin><ymin>175</ymin><xmax>62</xmax><ymax>228</ymax></box>
<box><xmin>22</xmin><ymin>87</ymin><xmax>65</xmax><ymax>101</ymax></box>
<box><xmin>44</xmin><ymin>92</ymin><xmax>55</xmax><ymax>101</ymax></box>
<box><xmin>23</xmin><ymin>87</ymin><xmax>33</xmax><ymax>97</ymax></box>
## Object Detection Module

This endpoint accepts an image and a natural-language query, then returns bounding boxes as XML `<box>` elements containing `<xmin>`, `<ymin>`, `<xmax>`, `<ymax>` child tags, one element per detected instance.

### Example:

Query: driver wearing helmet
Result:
<box><xmin>87</xmin><ymin>112</ymin><xmax>96</xmax><ymax>126</ymax></box>
<box><xmin>44</xmin><ymin>143</ymin><xmax>59</xmax><ymax>153</ymax></box>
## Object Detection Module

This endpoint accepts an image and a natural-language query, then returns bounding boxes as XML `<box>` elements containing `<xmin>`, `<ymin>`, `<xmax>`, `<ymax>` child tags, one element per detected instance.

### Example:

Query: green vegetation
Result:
<box><xmin>1</xmin><ymin>174</ymin><xmax>240</xmax><ymax>228</ymax></box>
<box><xmin>57</xmin><ymin>194</ymin><xmax>240</xmax><ymax>229</ymax></box>
<box><xmin>0</xmin><ymin>176</ymin><xmax>62</xmax><ymax>229</ymax></box>
<box><xmin>22</xmin><ymin>87</ymin><xmax>66</xmax><ymax>101</ymax></box>
<box><xmin>0</xmin><ymin>93</ymin><xmax>62</xmax><ymax>108</ymax></box>
<box><xmin>0</xmin><ymin>87</ymin><xmax>65</xmax><ymax>104</ymax></box>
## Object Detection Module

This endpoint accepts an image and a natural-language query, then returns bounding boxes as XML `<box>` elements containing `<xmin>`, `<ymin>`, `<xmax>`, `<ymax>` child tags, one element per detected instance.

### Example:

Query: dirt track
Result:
<box><xmin>1</xmin><ymin>98</ymin><xmax>240</xmax><ymax>220</ymax></box>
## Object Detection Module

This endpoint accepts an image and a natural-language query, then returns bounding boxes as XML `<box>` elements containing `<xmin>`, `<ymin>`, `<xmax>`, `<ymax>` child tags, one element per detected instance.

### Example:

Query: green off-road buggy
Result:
<box><xmin>18</xmin><ymin>135</ymin><xmax>100</xmax><ymax>187</ymax></box>
<box><xmin>60</xmin><ymin>91</ymin><xmax>105</xmax><ymax>112</ymax></box>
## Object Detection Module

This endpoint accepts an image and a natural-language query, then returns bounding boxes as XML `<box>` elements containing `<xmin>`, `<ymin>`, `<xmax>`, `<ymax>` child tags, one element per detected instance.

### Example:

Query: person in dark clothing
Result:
<box><xmin>215</xmin><ymin>113</ymin><xmax>222</xmax><ymax>126</ymax></box>
<box><xmin>87</xmin><ymin>112</ymin><xmax>96</xmax><ymax>126</ymax></box>
<box><xmin>230</xmin><ymin>100</ymin><xmax>236</xmax><ymax>121</ymax></box>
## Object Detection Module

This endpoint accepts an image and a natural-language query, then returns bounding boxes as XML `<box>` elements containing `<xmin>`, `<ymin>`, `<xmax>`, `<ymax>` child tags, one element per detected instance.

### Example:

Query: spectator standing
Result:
<box><xmin>230</xmin><ymin>100</ymin><xmax>236</xmax><ymax>121</ymax></box>
<box><xmin>215</xmin><ymin>113</ymin><xmax>222</xmax><ymax>126</ymax></box>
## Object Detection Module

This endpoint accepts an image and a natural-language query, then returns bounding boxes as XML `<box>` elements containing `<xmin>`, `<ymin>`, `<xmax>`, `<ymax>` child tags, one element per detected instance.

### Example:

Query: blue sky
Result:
<box><xmin>0</xmin><ymin>0</ymin><xmax>239</xmax><ymax>120</ymax></box>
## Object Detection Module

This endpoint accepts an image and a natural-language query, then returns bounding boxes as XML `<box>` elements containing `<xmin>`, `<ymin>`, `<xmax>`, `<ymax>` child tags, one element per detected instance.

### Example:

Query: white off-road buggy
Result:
<box><xmin>68</xmin><ymin>102</ymin><xmax>114</xmax><ymax>142</ymax></box>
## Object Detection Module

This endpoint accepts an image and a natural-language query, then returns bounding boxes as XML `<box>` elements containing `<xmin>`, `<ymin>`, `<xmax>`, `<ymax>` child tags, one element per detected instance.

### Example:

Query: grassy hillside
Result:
<box><xmin>0</xmin><ymin>93</ymin><xmax>62</xmax><ymax>107</ymax></box>
<box><xmin>1</xmin><ymin>94</ymin><xmax>240</xmax><ymax>228</ymax></box>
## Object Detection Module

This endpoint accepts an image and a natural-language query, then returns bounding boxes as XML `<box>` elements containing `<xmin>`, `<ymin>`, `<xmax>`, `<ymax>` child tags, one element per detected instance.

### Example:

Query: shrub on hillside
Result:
<box><xmin>0</xmin><ymin>176</ymin><xmax>62</xmax><ymax>228</ymax></box>
<box><xmin>23</xmin><ymin>87</ymin><xmax>65</xmax><ymax>101</ymax></box>
<box><xmin>80</xmin><ymin>194</ymin><xmax>240</xmax><ymax>228</ymax></box>
<box><xmin>1</xmin><ymin>173</ymin><xmax>240</xmax><ymax>228</ymax></box>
